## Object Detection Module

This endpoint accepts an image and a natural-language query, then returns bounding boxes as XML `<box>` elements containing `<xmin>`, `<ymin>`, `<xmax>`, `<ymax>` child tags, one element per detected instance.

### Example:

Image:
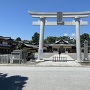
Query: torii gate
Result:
<box><xmin>28</xmin><ymin>11</ymin><xmax>90</xmax><ymax>62</ymax></box>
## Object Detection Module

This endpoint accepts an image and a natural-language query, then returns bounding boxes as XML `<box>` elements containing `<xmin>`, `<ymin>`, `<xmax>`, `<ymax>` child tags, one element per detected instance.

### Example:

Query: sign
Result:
<box><xmin>57</xmin><ymin>12</ymin><xmax>63</xmax><ymax>25</ymax></box>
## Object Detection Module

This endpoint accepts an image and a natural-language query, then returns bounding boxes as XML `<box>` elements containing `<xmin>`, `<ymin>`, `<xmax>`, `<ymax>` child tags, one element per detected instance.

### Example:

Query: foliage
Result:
<box><xmin>23</xmin><ymin>40</ymin><xmax>29</xmax><ymax>44</ymax></box>
<box><xmin>15</xmin><ymin>33</ymin><xmax>90</xmax><ymax>46</ymax></box>
<box><xmin>61</xmin><ymin>36</ymin><xmax>70</xmax><ymax>41</ymax></box>
<box><xmin>80</xmin><ymin>33</ymin><xmax>90</xmax><ymax>44</ymax></box>
<box><xmin>44</xmin><ymin>36</ymin><xmax>57</xmax><ymax>44</ymax></box>
<box><xmin>16</xmin><ymin>37</ymin><xmax>21</xmax><ymax>41</ymax></box>
<box><xmin>32</xmin><ymin>32</ymin><xmax>39</xmax><ymax>45</ymax></box>
<box><xmin>44</xmin><ymin>36</ymin><xmax>75</xmax><ymax>44</ymax></box>
<box><xmin>29</xmin><ymin>40</ymin><xmax>33</xmax><ymax>44</ymax></box>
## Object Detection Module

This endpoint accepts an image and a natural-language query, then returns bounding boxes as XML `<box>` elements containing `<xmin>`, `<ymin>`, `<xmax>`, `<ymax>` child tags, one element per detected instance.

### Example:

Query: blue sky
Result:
<box><xmin>0</xmin><ymin>0</ymin><xmax>90</xmax><ymax>40</ymax></box>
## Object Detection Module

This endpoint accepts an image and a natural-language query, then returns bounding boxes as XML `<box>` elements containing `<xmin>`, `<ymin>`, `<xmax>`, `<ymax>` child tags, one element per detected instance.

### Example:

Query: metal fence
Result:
<box><xmin>53</xmin><ymin>56</ymin><xmax>67</xmax><ymax>62</ymax></box>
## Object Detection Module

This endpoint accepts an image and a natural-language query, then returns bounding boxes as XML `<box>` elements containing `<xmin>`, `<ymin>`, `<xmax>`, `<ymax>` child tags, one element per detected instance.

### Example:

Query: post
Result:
<box><xmin>58</xmin><ymin>48</ymin><xmax>61</xmax><ymax>60</ymax></box>
<box><xmin>75</xmin><ymin>17</ymin><xmax>82</xmax><ymax>62</ymax></box>
<box><xmin>83</xmin><ymin>40</ymin><xmax>89</xmax><ymax>61</ymax></box>
<box><xmin>38</xmin><ymin>17</ymin><xmax>45</xmax><ymax>60</ymax></box>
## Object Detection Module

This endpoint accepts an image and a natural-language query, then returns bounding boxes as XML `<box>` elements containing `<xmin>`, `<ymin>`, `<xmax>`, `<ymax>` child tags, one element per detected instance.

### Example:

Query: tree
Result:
<box><xmin>32</xmin><ymin>32</ymin><xmax>39</xmax><ymax>45</ymax></box>
<box><xmin>15</xmin><ymin>37</ymin><xmax>22</xmax><ymax>50</ymax></box>
<box><xmin>16</xmin><ymin>37</ymin><xmax>21</xmax><ymax>41</ymax></box>
<box><xmin>44</xmin><ymin>36</ymin><xmax>57</xmax><ymax>44</ymax></box>
<box><xmin>44</xmin><ymin>36</ymin><xmax>76</xmax><ymax>44</ymax></box>
<box><xmin>29</xmin><ymin>40</ymin><xmax>33</xmax><ymax>44</ymax></box>
<box><xmin>80</xmin><ymin>33</ymin><xmax>90</xmax><ymax>45</ymax></box>
<box><xmin>23</xmin><ymin>40</ymin><xmax>29</xmax><ymax>44</ymax></box>
<box><xmin>69</xmin><ymin>38</ymin><xmax>76</xmax><ymax>44</ymax></box>
<box><xmin>61</xmin><ymin>36</ymin><xmax>70</xmax><ymax>41</ymax></box>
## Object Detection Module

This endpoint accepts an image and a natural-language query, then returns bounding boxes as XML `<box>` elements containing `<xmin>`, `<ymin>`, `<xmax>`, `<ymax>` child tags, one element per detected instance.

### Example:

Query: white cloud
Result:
<box><xmin>71</xmin><ymin>33</ymin><xmax>76</xmax><ymax>37</ymax></box>
<box><xmin>64</xmin><ymin>33</ymin><xmax>68</xmax><ymax>36</ymax></box>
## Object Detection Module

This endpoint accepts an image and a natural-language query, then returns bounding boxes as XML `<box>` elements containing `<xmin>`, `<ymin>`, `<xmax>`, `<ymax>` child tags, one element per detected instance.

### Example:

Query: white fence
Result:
<box><xmin>0</xmin><ymin>54</ymin><xmax>11</xmax><ymax>64</ymax></box>
<box><xmin>53</xmin><ymin>56</ymin><xmax>67</xmax><ymax>62</ymax></box>
<box><xmin>0</xmin><ymin>54</ymin><xmax>27</xmax><ymax>64</ymax></box>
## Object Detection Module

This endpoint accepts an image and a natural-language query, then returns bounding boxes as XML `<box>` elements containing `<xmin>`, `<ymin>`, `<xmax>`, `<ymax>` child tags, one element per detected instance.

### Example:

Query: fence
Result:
<box><xmin>53</xmin><ymin>56</ymin><xmax>67</xmax><ymax>62</ymax></box>
<box><xmin>0</xmin><ymin>54</ymin><xmax>27</xmax><ymax>64</ymax></box>
<box><xmin>0</xmin><ymin>54</ymin><xmax>11</xmax><ymax>64</ymax></box>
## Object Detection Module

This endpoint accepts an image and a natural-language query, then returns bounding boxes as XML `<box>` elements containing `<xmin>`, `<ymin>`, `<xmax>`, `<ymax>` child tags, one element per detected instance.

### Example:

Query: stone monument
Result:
<box><xmin>83</xmin><ymin>40</ymin><xmax>89</xmax><ymax>61</ymax></box>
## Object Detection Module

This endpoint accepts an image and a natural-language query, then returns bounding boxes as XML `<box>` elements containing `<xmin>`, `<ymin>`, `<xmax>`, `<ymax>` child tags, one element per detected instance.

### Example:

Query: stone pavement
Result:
<box><xmin>36</xmin><ymin>53</ymin><xmax>82</xmax><ymax>67</ymax></box>
<box><xmin>43</xmin><ymin>53</ymin><xmax>74</xmax><ymax>60</ymax></box>
<box><xmin>13</xmin><ymin>53</ymin><xmax>90</xmax><ymax>67</ymax></box>
<box><xmin>0</xmin><ymin>53</ymin><xmax>90</xmax><ymax>67</ymax></box>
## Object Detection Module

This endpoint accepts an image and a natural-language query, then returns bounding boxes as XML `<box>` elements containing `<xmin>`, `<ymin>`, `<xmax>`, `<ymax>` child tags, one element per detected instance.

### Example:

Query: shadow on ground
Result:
<box><xmin>0</xmin><ymin>73</ymin><xmax>28</xmax><ymax>90</ymax></box>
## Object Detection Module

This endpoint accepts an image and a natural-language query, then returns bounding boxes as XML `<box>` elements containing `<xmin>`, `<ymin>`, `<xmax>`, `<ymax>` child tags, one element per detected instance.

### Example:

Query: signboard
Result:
<box><xmin>57</xmin><ymin>12</ymin><xmax>63</xmax><ymax>25</ymax></box>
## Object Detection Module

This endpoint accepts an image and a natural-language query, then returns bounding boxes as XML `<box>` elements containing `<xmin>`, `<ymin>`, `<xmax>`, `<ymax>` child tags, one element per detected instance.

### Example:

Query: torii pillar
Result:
<box><xmin>38</xmin><ymin>17</ymin><xmax>45</xmax><ymax>60</ymax></box>
<box><xmin>75</xmin><ymin>16</ymin><xmax>82</xmax><ymax>61</ymax></box>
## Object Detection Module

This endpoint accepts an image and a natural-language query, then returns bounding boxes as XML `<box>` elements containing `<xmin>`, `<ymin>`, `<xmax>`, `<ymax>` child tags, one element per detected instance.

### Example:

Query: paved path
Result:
<box><xmin>0</xmin><ymin>66</ymin><xmax>90</xmax><ymax>90</ymax></box>
<box><xmin>35</xmin><ymin>52</ymin><xmax>56</xmax><ymax>59</ymax></box>
<box><xmin>47</xmin><ymin>53</ymin><xmax>74</xmax><ymax>60</ymax></box>
<box><xmin>35</xmin><ymin>52</ymin><xmax>90</xmax><ymax>60</ymax></box>
<box><xmin>67</xmin><ymin>53</ymin><xmax>90</xmax><ymax>60</ymax></box>
<box><xmin>36</xmin><ymin>53</ymin><xmax>81</xmax><ymax>66</ymax></box>
<box><xmin>26</xmin><ymin>53</ymin><xmax>90</xmax><ymax>66</ymax></box>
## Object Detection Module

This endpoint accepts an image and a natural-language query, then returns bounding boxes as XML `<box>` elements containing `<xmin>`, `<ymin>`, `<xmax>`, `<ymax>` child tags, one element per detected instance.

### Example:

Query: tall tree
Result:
<box><xmin>16</xmin><ymin>37</ymin><xmax>21</xmax><ymax>41</ymax></box>
<box><xmin>80</xmin><ymin>33</ymin><xmax>90</xmax><ymax>44</ymax></box>
<box><xmin>32</xmin><ymin>32</ymin><xmax>39</xmax><ymax>45</ymax></box>
<box><xmin>15</xmin><ymin>37</ymin><xmax>22</xmax><ymax>50</ymax></box>
<box><xmin>44</xmin><ymin>36</ymin><xmax>57</xmax><ymax>44</ymax></box>
<box><xmin>61</xmin><ymin>36</ymin><xmax>70</xmax><ymax>41</ymax></box>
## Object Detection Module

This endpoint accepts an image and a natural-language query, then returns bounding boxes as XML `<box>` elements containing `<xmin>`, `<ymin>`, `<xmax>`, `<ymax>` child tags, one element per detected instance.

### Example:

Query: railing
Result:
<box><xmin>53</xmin><ymin>56</ymin><xmax>67</xmax><ymax>62</ymax></box>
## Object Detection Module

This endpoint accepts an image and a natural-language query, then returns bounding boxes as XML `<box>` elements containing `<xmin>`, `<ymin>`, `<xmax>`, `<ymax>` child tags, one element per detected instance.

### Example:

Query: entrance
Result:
<box><xmin>28</xmin><ymin>11</ymin><xmax>90</xmax><ymax>62</ymax></box>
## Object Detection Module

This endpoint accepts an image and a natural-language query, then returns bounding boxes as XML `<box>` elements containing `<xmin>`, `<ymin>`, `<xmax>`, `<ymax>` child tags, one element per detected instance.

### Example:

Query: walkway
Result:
<box><xmin>36</xmin><ymin>53</ymin><xmax>82</xmax><ymax>66</ymax></box>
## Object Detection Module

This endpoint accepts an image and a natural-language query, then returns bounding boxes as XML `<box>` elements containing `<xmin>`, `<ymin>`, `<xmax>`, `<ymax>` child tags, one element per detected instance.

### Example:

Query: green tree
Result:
<box><xmin>69</xmin><ymin>38</ymin><xmax>76</xmax><ymax>44</ymax></box>
<box><xmin>16</xmin><ymin>37</ymin><xmax>21</xmax><ymax>41</ymax></box>
<box><xmin>56</xmin><ymin>36</ymin><xmax>62</xmax><ymax>41</ymax></box>
<box><xmin>32</xmin><ymin>32</ymin><xmax>39</xmax><ymax>45</ymax></box>
<box><xmin>29</xmin><ymin>40</ymin><xmax>33</xmax><ymax>44</ymax></box>
<box><xmin>44</xmin><ymin>36</ymin><xmax>57</xmax><ymax>44</ymax></box>
<box><xmin>80</xmin><ymin>33</ymin><xmax>90</xmax><ymax>44</ymax></box>
<box><xmin>23</xmin><ymin>40</ymin><xmax>29</xmax><ymax>44</ymax></box>
<box><xmin>61</xmin><ymin>36</ymin><xmax>70</xmax><ymax>41</ymax></box>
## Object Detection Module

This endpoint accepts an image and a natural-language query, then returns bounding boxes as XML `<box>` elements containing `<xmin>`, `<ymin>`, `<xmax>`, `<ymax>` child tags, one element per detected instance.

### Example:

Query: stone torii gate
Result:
<box><xmin>28</xmin><ymin>11</ymin><xmax>90</xmax><ymax>62</ymax></box>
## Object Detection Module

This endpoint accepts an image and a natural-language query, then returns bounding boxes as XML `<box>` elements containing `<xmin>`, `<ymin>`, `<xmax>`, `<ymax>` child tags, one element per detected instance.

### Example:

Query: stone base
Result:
<box><xmin>38</xmin><ymin>49</ymin><xmax>43</xmax><ymax>60</ymax></box>
<box><xmin>75</xmin><ymin>60</ymin><xmax>90</xmax><ymax>63</ymax></box>
<box><xmin>36</xmin><ymin>59</ymin><xmax>44</xmax><ymax>62</ymax></box>
<box><xmin>75</xmin><ymin>60</ymin><xmax>82</xmax><ymax>63</ymax></box>
<box><xmin>77</xmin><ymin>60</ymin><xmax>90</xmax><ymax>66</ymax></box>
<box><xmin>81</xmin><ymin>60</ymin><xmax>90</xmax><ymax>63</ymax></box>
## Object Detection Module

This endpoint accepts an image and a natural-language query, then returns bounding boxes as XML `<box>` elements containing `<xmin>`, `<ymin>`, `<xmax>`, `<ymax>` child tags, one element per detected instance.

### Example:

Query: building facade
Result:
<box><xmin>0</xmin><ymin>36</ymin><xmax>16</xmax><ymax>54</ymax></box>
<box><xmin>45</xmin><ymin>39</ymin><xmax>76</xmax><ymax>53</ymax></box>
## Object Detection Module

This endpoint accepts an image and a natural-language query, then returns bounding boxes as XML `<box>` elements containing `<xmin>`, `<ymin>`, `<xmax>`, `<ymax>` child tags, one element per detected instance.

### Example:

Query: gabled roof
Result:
<box><xmin>49</xmin><ymin>44</ymin><xmax>75</xmax><ymax>47</ymax></box>
<box><xmin>23</xmin><ymin>44</ymin><xmax>38</xmax><ymax>49</ymax></box>
<box><xmin>55</xmin><ymin>39</ymin><xmax>69</xmax><ymax>44</ymax></box>
<box><xmin>0</xmin><ymin>36</ymin><xmax>13</xmax><ymax>40</ymax></box>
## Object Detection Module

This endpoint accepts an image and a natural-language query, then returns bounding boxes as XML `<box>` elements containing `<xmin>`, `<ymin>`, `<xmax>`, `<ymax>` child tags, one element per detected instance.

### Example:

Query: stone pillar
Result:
<box><xmin>38</xmin><ymin>17</ymin><xmax>45</xmax><ymax>60</ymax></box>
<box><xmin>83</xmin><ymin>40</ymin><xmax>89</xmax><ymax>61</ymax></box>
<box><xmin>75</xmin><ymin>17</ymin><xmax>82</xmax><ymax>62</ymax></box>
